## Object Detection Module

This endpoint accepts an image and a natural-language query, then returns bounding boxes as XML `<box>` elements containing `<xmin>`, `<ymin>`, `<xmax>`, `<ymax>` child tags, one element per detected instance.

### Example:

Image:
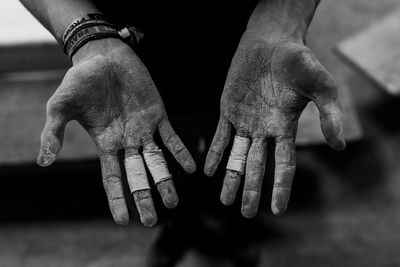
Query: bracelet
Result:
<box><xmin>64</xmin><ymin>25</ymin><xmax>121</xmax><ymax>59</ymax></box>
<box><xmin>62</xmin><ymin>14</ymin><xmax>109</xmax><ymax>42</ymax></box>
<box><xmin>62</xmin><ymin>14</ymin><xmax>144</xmax><ymax>60</ymax></box>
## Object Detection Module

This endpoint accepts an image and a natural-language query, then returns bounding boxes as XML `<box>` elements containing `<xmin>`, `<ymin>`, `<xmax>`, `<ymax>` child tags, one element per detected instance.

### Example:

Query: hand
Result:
<box><xmin>204</xmin><ymin>29</ymin><xmax>345</xmax><ymax>218</ymax></box>
<box><xmin>38</xmin><ymin>38</ymin><xmax>196</xmax><ymax>226</ymax></box>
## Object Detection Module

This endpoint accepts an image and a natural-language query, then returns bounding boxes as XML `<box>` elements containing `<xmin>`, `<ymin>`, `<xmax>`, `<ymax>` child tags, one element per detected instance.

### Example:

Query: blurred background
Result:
<box><xmin>1</xmin><ymin>0</ymin><xmax>400</xmax><ymax>266</ymax></box>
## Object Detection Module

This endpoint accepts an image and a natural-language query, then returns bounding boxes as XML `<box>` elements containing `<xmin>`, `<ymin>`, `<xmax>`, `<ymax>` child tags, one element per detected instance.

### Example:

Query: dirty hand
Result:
<box><xmin>37</xmin><ymin>38</ymin><xmax>196</xmax><ymax>226</ymax></box>
<box><xmin>204</xmin><ymin>0</ymin><xmax>345</xmax><ymax>218</ymax></box>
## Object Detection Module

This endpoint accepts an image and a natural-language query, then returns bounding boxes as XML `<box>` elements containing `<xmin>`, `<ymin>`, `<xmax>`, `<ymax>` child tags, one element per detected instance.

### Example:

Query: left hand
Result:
<box><xmin>204</xmin><ymin>30</ymin><xmax>345</xmax><ymax>218</ymax></box>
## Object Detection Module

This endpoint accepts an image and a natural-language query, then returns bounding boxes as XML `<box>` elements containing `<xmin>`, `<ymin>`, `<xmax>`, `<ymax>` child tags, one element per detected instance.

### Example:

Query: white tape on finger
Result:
<box><xmin>143</xmin><ymin>146</ymin><xmax>172</xmax><ymax>184</ymax></box>
<box><xmin>124</xmin><ymin>155</ymin><xmax>150</xmax><ymax>192</ymax></box>
<box><xmin>226</xmin><ymin>136</ymin><xmax>251</xmax><ymax>174</ymax></box>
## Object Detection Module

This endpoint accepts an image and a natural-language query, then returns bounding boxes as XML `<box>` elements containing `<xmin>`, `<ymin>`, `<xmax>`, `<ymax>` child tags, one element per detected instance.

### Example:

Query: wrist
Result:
<box><xmin>246</xmin><ymin>0</ymin><xmax>320</xmax><ymax>42</ymax></box>
<box><xmin>71</xmin><ymin>37</ymin><xmax>127</xmax><ymax>64</ymax></box>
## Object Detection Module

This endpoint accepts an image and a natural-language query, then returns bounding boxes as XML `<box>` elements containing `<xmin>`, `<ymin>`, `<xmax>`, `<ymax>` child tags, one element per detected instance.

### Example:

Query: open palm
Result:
<box><xmin>205</xmin><ymin>33</ymin><xmax>345</xmax><ymax>218</ymax></box>
<box><xmin>38</xmin><ymin>39</ymin><xmax>196</xmax><ymax>226</ymax></box>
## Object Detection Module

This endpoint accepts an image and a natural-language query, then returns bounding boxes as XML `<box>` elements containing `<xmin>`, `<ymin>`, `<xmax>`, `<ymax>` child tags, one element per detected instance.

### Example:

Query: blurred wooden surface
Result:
<box><xmin>338</xmin><ymin>7</ymin><xmax>400</xmax><ymax>95</ymax></box>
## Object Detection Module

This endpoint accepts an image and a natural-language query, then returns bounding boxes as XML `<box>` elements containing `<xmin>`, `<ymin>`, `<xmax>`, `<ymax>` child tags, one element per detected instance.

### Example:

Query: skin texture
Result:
<box><xmin>204</xmin><ymin>0</ymin><xmax>345</xmax><ymax>218</ymax></box>
<box><xmin>37</xmin><ymin>38</ymin><xmax>196</xmax><ymax>226</ymax></box>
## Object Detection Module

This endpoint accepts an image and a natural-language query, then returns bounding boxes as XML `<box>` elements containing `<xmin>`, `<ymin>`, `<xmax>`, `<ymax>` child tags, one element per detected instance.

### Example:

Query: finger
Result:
<box><xmin>287</xmin><ymin>48</ymin><xmax>346</xmax><ymax>151</ymax></box>
<box><xmin>156</xmin><ymin>179</ymin><xmax>178</xmax><ymax>209</ymax></box>
<box><xmin>37</xmin><ymin>99</ymin><xmax>68</xmax><ymax>167</ymax></box>
<box><xmin>220</xmin><ymin>135</ymin><xmax>251</xmax><ymax>205</ymax></box>
<box><xmin>241</xmin><ymin>138</ymin><xmax>267</xmax><ymax>218</ymax></box>
<box><xmin>159</xmin><ymin>119</ymin><xmax>196</xmax><ymax>173</ymax></box>
<box><xmin>220</xmin><ymin>170</ymin><xmax>242</xmax><ymax>206</ymax></box>
<box><xmin>99</xmin><ymin>153</ymin><xmax>129</xmax><ymax>225</ymax></box>
<box><xmin>315</xmin><ymin>97</ymin><xmax>346</xmax><ymax>151</ymax></box>
<box><xmin>271</xmin><ymin>137</ymin><xmax>296</xmax><ymax>215</ymax></box>
<box><xmin>124</xmin><ymin>149</ymin><xmax>157</xmax><ymax>227</ymax></box>
<box><xmin>301</xmin><ymin>52</ymin><xmax>346</xmax><ymax>151</ymax></box>
<box><xmin>204</xmin><ymin>116</ymin><xmax>232</xmax><ymax>176</ymax></box>
<box><xmin>143</xmin><ymin>142</ymin><xmax>178</xmax><ymax>209</ymax></box>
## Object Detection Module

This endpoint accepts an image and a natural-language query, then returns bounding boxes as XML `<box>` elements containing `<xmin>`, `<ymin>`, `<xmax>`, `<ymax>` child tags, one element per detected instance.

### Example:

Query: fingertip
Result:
<box><xmin>271</xmin><ymin>199</ymin><xmax>287</xmax><ymax>216</ymax></box>
<box><xmin>204</xmin><ymin>154</ymin><xmax>219</xmax><ymax>177</ymax></box>
<box><xmin>142</xmin><ymin>213</ymin><xmax>158</xmax><ymax>227</ymax></box>
<box><xmin>320</xmin><ymin>112</ymin><xmax>346</xmax><ymax>151</ymax></box>
<box><xmin>184</xmin><ymin>158</ymin><xmax>197</xmax><ymax>174</ymax></box>
<box><xmin>271</xmin><ymin>204</ymin><xmax>286</xmax><ymax>216</ymax></box>
<box><xmin>220</xmin><ymin>170</ymin><xmax>241</xmax><ymax>206</ymax></box>
<box><xmin>107</xmin><ymin>197</ymin><xmax>129</xmax><ymax>226</ymax></box>
<box><xmin>156</xmin><ymin>179</ymin><xmax>179</xmax><ymax>209</ymax></box>
<box><xmin>241</xmin><ymin>190</ymin><xmax>260</xmax><ymax>219</ymax></box>
<box><xmin>331</xmin><ymin>138</ymin><xmax>346</xmax><ymax>151</ymax></box>
<box><xmin>37</xmin><ymin>148</ymin><xmax>56</xmax><ymax>167</ymax></box>
<box><xmin>220</xmin><ymin>193</ymin><xmax>235</xmax><ymax>206</ymax></box>
<box><xmin>113</xmin><ymin>214</ymin><xmax>129</xmax><ymax>226</ymax></box>
<box><xmin>241</xmin><ymin>207</ymin><xmax>257</xmax><ymax>219</ymax></box>
<box><xmin>203</xmin><ymin>162</ymin><xmax>216</xmax><ymax>177</ymax></box>
<box><xmin>133</xmin><ymin>190</ymin><xmax>158</xmax><ymax>227</ymax></box>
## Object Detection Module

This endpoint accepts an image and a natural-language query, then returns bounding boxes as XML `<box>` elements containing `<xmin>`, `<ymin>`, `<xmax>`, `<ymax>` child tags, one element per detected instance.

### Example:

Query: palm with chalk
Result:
<box><xmin>37</xmin><ymin>38</ymin><xmax>196</xmax><ymax>227</ymax></box>
<box><xmin>204</xmin><ymin>0</ymin><xmax>346</xmax><ymax>218</ymax></box>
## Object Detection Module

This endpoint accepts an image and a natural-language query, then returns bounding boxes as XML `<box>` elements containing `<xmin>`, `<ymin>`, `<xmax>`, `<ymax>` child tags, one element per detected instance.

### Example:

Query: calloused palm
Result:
<box><xmin>205</xmin><ymin>33</ymin><xmax>345</xmax><ymax>218</ymax></box>
<box><xmin>38</xmin><ymin>40</ymin><xmax>196</xmax><ymax>226</ymax></box>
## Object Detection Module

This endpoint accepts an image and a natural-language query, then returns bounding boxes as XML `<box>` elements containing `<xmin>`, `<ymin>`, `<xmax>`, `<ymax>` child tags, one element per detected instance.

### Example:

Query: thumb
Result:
<box><xmin>315</xmin><ymin>95</ymin><xmax>346</xmax><ymax>151</ymax></box>
<box><xmin>288</xmin><ymin>48</ymin><xmax>346</xmax><ymax>151</ymax></box>
<box><xmin>37</xmin><ymin>97</ymin><xmax>69</xmax><ymax>167</ymax></box>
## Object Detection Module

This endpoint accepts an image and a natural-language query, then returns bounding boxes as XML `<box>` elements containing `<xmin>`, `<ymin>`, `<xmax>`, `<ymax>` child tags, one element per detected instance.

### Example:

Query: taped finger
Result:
<box><xmin>124</xmin><ymin>150</ymin><xmax>157</xmax><ymax>227</ymax></box>
<box><xmin>124</xmin><ymin>152</ymin><xmax>150</xmax><ymax>192</ymax></box>
<box><xmin>143</xmin><ymin>142</ymin><xmax>172</xmax><ymax>184</ymax></box>
<box><xmin>143</xmin><ymin>142</ymin><xmax>178</xmax><ymax>209</ymax></box>
<box><xmin>226</xmin><ymin>135</ymin><xmax>251</xmax><ymax>175</ymax></box>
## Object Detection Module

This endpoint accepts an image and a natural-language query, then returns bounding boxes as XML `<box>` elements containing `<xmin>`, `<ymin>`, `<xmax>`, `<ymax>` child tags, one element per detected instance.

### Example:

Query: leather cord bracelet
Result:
<box><xmin>62</xmin><ymin>14</ymin><xmax>109</xmax><ymax>42</ymax></box>
<box><xmin>64</xmin><ymin>25</ymin><xmax>121</xmax><ymax>59</ymax></box>
<box><xmin>62</xmin><ymin>14</ymin><xmax>143</xmax><ymax>60</ymax></box>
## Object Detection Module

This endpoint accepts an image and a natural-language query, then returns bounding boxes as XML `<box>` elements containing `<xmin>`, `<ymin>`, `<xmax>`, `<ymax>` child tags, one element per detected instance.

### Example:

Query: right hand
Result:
<box><xmin>38</xmin><ymin>38</ymin><xmax>196</xmax><ymax>226</ymax></box>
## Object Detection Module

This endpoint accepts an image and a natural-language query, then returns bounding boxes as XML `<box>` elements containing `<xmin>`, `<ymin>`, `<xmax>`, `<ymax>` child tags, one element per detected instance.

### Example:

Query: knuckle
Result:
<box><xmin>103</xmin><ymin>175</ymin><xmax>121</xmax><ymax>185</ymax></box>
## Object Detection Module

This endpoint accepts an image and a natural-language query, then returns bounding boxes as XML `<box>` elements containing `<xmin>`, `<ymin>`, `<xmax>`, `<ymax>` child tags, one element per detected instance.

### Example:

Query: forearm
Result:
<box><xmin>19</xmin><ymin>0</ymin><xmax>100</xmax><ymax>43</ymax></box>
<box><xmin>247</xmin><ymin>0</ymin><xmax>320</xmax><ymax>41</ymax></box>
